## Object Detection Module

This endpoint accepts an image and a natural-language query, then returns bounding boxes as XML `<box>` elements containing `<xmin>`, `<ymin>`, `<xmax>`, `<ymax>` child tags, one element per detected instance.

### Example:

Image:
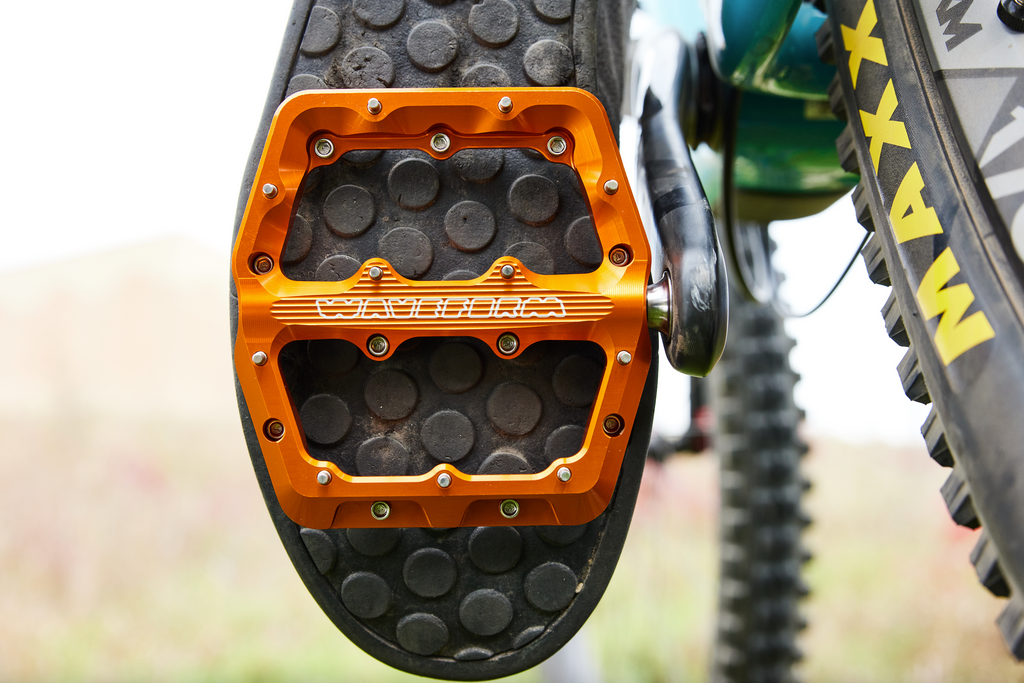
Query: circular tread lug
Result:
<box><xmin>469</xmin><ymin>0</ymin><xmax>520</xmax><ymax>48</ymax></box>
<box><xmin>403</xmin><ymin>548</ymin><xmax>457</xmax><ymax>598</ymax></box>
<box><xmin>396</xmin><ymin>613</ymin><xmax>449</xmax><ymax>656</ymax></box>
<box><xmin>421</xmin><ymin>410</ymin><xmax>475</xmax><ymax>462</ymax></box>
<box><xmin>445</xmin><ymin>201</ymin><xmax>497</xmax><ymax>252</ymax></box>
<box><xmin>315</xmin><ymin>254</ymin><xmax>361</xmax><ymax>281</ymax></box>
<box><xmin>388</xmin><ymin>158</ymin><xmax>441</xmax><ymax>211</ymax></box>
<box><xmin>508</xmin><ymin>174</ymin><xmax>559</xmax><ymax>225</ymax></box>
<box><xmin>486</xmin><ymin>383</ymin><xmax>543</xmax><ymax>435</ymax></box>
<box><xmin>335</xmin><ymin>47</ymin><xmax>395</xmax><ymax>88</ymax></box>
<box><xmin>524</xmin><ymin>562</ymin><xmax>577</xmax><ymax>612</ymax></box>
<box><xmin>505</xmin><ymin>241</ymin><xmax>555</xmax><ymax>275</ymax></box>
<box><xmin>479</xmin><ymin>450</ymin><xmax>531</xmax><ymax>474</ymax></box>
<box><xmin>429</xmin><ymin>342</ymin><xmax>483</xmax><ymax>394</ymax></box>
<box><xmin>459</xmin><ymin>589</ymin><xmax>514</xmax><ymax>637</ymax></box>
<box><xmin>364</xmin><ymin>370</ymin><xmax>419</xmax><ymax>421</ymax></box>
<box><xmin>300</xmin><ymin>393</ymin><xmax>352</xmax><ymax>445</ymax></box>
<box><xmin>469</xmin><ymin>526</ymin><xmax>523</xmax><ymax>573</ymax></box>
<box><xmin>282</xmin><ymin>215</ymin><xmax>313</xmax><ymax>264</ymax></box>
<box><xmin>307</xmin><ymin>339</ymin><xmax>360</xmax><ymax>375</ymax></box>
<box><xmin>544</xmin><ymin>424</ymin><xmax>585</xmax><ymax>463</ymax></box>
<box><xmin>452</xmin><ymin>148</ymin><xmax>505</xmax><ymax>183</ymax></box>
<box><xmin>461</xmin><ymin>63</ymin><xmax>513</xmax><ymax>87</ymax></box>
<box><xmin>299</xmin><ymin>528</ymin><xmax>337</xmax><ymax>574</ymax></box>
<box><xmin>523</xmin><ymin>39</ymin><xmax>573</xmax><ymax>86</ymax></box>
<box><xmin>300</xmin><ymin>6</ymin><xmax>341</xmax><ymax>56</ymax></box>
<box><xmin>346</xmin><ymin>528</ymin><xmax>401</xmax><ymax>557</ymax></box>
<box><xmin>355</xmin><ymin>436</ymin><xmax>411</xmax><ymax>476</ymax></box>
<box><xmin>353</xmin><ymin>0</ymin><xmax>406</xmax><ymax>29</ymax></box>
<box><xmin>407</xmin><ymin>21</ymin><xmax>459</xmax><ymax>73</ymax></box>
<box><xmin>323</xmin><ymin>185</ymin><xmax>376</xmax><ymax>237</ymax></box>
<box><xmin>379</xmin><ymin>227</ymin><xmax>434</xmax><ymax>278</ymax></box>
<box><xmin>340</xmin><ymin>572</ymin><xmax>391</xmax><ymax>619</ymax></box>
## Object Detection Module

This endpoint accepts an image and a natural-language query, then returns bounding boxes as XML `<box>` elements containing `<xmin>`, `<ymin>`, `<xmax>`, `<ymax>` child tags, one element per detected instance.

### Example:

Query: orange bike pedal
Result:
<box><xmin>232</xmin><ymin>88</ymin><xmax>653</xmax><ymax>530</ymax></box>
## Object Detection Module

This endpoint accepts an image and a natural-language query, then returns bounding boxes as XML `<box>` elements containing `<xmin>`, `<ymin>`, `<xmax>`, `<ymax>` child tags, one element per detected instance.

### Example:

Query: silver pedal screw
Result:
<box><xmin>317</xmin><ymin>470</ymin><xmax>332</xmax><ymax>486</ymax></box>
<box><xmin>500</xmin><ymin>499</ymin><xmax>520</xmax><ymax>519</ymax></box>
<box><xmin>498</xmin><ymin>96</ymin><xmax>513</xmax><ymax>113</ymax></box>
<box><xmin>604</xmin><ymin>179</ymin><xmax>619</xmax><ymax>195</ymax></box>
<box><xmin>371</xmin><ymin>501</ymin><xmax>391</xmax><ymax>520</ymax></box>
<box><xmin>500</xmin><ymin>264</ymin><xmax>515</xmax><ymax>279</ymax></box>
<box><xmin>367</xmin><ymin>335</ymin><xmax>390</xmax><ymax>357</ymax></box>
<box><xmin>314</xmin><ymin>138</ymin><xmax>334</xmax><ymax>159</ymax></box>
<box><xmin>616</xmin><ymin>350</ymin><xmax>632</xmax><ymax>366</ymax></box>
<box><xmin>252</xmin><ymin>351</ymin><xmax>268</xmax><ymax>366</ymax></box>
<box><xmin>497</xmin><ymin>333</ymin><xmax>519</xmax><ymax>355</ymax></box>
<box><xmin>431</xmin><ymin>133</ymin><xmax>451</xmax><ymax>153</ymax></box>
<box><xmin>547</xmin><ymin>136</ymin><xmax>567</xmax><ymax>156</ymax></box>
<box><xmin>368</xmin><ymin>266</ymin><xmax>383</xmax><ymax>281</ymax></box>
<box><xmin>367</xmin><ymin>97</ymin><xmax>382</xmax><ymax>114</ymax></box>
<box><xmin>437</xmin><ymin>472</ymin><xmax>452</xmax><ymax>488</ymax></box>
<box><xmin>262</xmin><ymin>183</ymin><xmax>278</xmax><ymax>199</ymax></box>
<box><xmin>556</xmin><ymin>467</ymin><xmax>572</xmax><ymax>482</ymax></box>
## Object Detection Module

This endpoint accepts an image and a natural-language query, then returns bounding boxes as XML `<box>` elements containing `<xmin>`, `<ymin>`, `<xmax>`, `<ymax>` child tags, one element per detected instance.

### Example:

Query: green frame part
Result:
<box><xmin>712</xmin><ymin>1</ymin><xmax>836</xmax><ymax>99</ymax></box>
<box><xmin>735</xmin><ymin>92</ymin><xmax>857</xmax><ymax>195</ymax></box>
<box><xmin>641</xmin><ymin>0</ymin><xmax>854</xmax><ymax>199</ymax></box>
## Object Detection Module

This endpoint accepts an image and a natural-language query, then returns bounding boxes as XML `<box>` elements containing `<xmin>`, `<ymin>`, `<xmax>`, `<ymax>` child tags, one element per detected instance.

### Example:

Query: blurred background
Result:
<box><xmin>1</xmin><ymin>1</ymin><xmax>1021</xmax><ymax>681</ymax></box>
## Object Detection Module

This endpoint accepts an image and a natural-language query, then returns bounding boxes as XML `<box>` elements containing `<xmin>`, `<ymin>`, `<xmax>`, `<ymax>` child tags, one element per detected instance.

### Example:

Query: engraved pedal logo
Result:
<box><xmin>313</xmin><ymin>295</ymin><xmax>569</xmax><ymax>320</ymax></box>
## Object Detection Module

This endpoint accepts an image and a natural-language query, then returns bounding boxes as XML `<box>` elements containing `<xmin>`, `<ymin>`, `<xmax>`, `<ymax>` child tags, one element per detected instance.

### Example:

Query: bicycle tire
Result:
<box><xmin>709</xmin><ymin>286</ymin><xmax>810</xmax><ymax>683</ymax></box>
<box><xmin>819</xmin><ymin>0</ymin><xmax>1024</xmax><ymax>658</ymax></box>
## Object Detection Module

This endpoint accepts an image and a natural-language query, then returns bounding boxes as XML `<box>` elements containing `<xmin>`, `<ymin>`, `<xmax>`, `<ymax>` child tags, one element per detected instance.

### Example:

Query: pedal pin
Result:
<box><xmin>609</xmin><ymin>247</ymin><xmax>630</xmax><ymax>266</ymax></box>
<box><xmin>497</xmin><ymin>333</ymin><xmax>519</xmax><ymax>355</ymax></box>
<box><xmin>431</xmin><ymin>133</ymin><xmax>451</xmax><ymax>153</ymax></box>
<box><xmin>367</xmin><ymin>335</ymin><xmax>390</xmax><ymax>357</ymax></box>
<box><xmin>437</xmin><ymin>472</ymin><xmax>452</xmax><ymax>488</ymax></box>
<box><xmin>370</xmin><ymin>501</ymin><xmax>391</xmax><ymax>521</ymax></box>
<box><xmin>253</xmin><ymin>254</ymin><xmax>274</xmax><ymax>274</ymax></box>
<box><xmin>604</xmin><ymin>179</ymin><xmax>619</xmax><ymax>195</ymax></box>
<box><xmin>602</xmin><ymin>414</ymin><xmax>624</xmax><ymax>436</ymax></box>
<box><xmin>556</xmin><ymin>467</ymin><xmax>572</xmax><ymax>482</ymax></box>
<box><xmin>261</xmin><ymin>183</ymin><xmax>278</xmax><ymax>199</ymax></box>
<box><xmin>252</xmin><ymin>351</ymin><xmax>268</xmax><ymax>366</ymax></box>
<box><xmin>497</xmin><ymin>96</ymin><xmax>513</xmax><ymax>113</ymax></box>
<box><xmin>264</xmin><ymin>419</ymin><xmax>285</xmax><ymax>441</ymax></box>
<box><xmin>314</xmin><ymin>138</ymin><xmax>334</xmax><ymax>159</ymax></box>
<box><xmin>616</xmin><ymin>350</ymin><xmax>632</xmax><ymax>366</ymax></box>
<box><xmin>500</xmin><ymin>499</ymin><xmax>520</xmax><ymax>519</ymax></box>
<box><xmin>500</xmin><ymin>264</ymin><xmax>515</xmax><ymax>279</ymax></box>
<box><xmin>368</xmin><ymin>266</ymin><xmax>383</xmax><ymax>281</ymax></box>
<box><xmin>316</xmin><ymin>470</ymin><xmax>332</xmax><ymax>486</ymax></box>
<box><xmin>366</xmin><ymin>97</ymin><xmax>382</xmax><ymax>115</ymax></box>
<box><xmin>547</xmin><ymin>136</ymin><xmax>567</xmax><ymax>156</ymax></box>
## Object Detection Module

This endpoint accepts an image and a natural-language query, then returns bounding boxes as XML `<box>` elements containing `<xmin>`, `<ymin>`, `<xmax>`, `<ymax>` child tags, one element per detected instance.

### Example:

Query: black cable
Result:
<box><xmin>719</xmin><ymin>82</ymin><xmax>868</xmax><ymax>318</ymax></box>
<box><xmin>769</xmin><ymin>231</ymin><xmax>870</xmax><ymax>319</ymax></box>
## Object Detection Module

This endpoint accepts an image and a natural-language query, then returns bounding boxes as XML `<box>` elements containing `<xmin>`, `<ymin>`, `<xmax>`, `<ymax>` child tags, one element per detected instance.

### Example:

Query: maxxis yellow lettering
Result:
<box><xmin>890</xmin><ymin>163</ymin><xmax>943</xmax><ymax>243</ymax></box>
<box><xmin>916</xmin><ymin>248</ymin><xmax>995</xmax><ymax>365</ymax></box>
<box><xmin>860</xmin><ymin>80</ymin><xmax>911</xmax><ymax>172</ymax></box>
<box><xmin>837</xmin><ymin>0</ymin><xmax>996</xmax><ymax>365</ymax></box>
<box><xmin>841</xmin><ymin>0</ymin><xmax>888</xmax><ymax>87</ymax></box>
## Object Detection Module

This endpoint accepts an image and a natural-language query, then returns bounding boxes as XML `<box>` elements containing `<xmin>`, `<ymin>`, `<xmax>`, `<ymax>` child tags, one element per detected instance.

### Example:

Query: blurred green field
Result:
<box><xmin>1</xmin><ymin>241</ymin><xmax>1021</xmax><ymax>682</ymax></box>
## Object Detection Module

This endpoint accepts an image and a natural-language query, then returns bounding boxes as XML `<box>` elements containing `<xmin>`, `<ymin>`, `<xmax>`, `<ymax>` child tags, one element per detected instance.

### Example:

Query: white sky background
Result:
<box><xmin>0</xmin><ymin>1</ymin><xmax>927</xmax><ymax>445</ymax></box>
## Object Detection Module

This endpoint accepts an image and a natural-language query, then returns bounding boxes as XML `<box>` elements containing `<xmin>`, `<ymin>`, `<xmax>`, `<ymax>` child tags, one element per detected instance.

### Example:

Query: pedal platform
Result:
<box><xmin>233</xmin><ymin>88</ymin><xmax>651</xmax><ymax>529</ymax></box>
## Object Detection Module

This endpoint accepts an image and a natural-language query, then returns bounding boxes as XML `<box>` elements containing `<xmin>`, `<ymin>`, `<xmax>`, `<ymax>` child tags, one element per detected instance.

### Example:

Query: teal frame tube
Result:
<box><xmin>709</xmin><ymin>0</ymin><xmax>834</xmax><ymax>99</ymax></box>
<box><xmin>640</xmin><ymin>0</ymin><xmax>852</xmax><ymax>196</ymax></box>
